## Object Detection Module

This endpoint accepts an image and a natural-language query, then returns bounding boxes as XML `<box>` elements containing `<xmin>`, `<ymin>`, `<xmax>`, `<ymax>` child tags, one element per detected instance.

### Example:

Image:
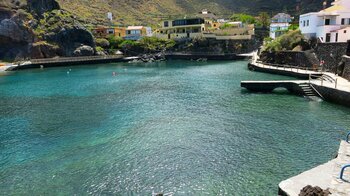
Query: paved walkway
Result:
<box><xmin>279</xmin><ymin>141</ymin><xmax>350</xmax><ymax>196</ymax></box>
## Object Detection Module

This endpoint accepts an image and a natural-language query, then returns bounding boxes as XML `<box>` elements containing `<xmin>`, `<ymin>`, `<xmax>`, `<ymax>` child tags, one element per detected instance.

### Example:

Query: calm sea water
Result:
<box><xmin>0</xmin><ymin>60</ymin><xmax>349</xmax><ymax>195</ymax></box>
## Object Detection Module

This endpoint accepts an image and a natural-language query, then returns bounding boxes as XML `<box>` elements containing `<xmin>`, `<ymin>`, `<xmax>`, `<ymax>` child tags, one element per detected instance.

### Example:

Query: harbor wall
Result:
<box><xmin>340</xmin><ymin>55</ymin><xmax>350</xmax><ymax>81</ymax></box>
<box><xmin>314</xmin><ymin>42</ymin><xmax>348</xmax><ymax>73</ymax></box>
<box><xmin>260</xmin><ymin>50</ymin><xmax>319</xmax><ymax>68</ymax></box>
<box><xmin>313</xmin><ymin>84</ymin><xmax>350</xmax><ymax>107</ymax></box>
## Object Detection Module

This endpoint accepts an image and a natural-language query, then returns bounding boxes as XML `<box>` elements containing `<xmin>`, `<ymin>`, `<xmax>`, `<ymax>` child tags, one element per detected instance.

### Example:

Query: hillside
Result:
<box><xmin>56</xmin><ymin>0</ymin><xmax>326</xmax><ymax>26</ymax></box>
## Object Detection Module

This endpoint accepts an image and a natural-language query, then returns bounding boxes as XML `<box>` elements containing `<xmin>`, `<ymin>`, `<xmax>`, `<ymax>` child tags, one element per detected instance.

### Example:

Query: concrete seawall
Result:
<box><xmin>279</xmin><ymin>140</ymin><xmax>350</xmax><ymax>196</ymax></box>
<box><xmin>248</xmin><ymin>63</ymin><xmax>322</xmax><ymax>79</ymax></box>
<box><xmin>313</xmin><ymin>85</ymin><xmax>350</xmax><ymax>107</ymax></box>
<box><xmin>7</xmin><ymin>55</ymin><xmax>136</xmax><ymax>71</ymax></box>
<box><xmin>247</xmin><ymin>62</ymin><xmax>350</xmax><ymax>107</ymax></box>
<box><xmin>165</xmin><ymin>53</ymin><xmax>247</xmax><ymax>60</ymax></box>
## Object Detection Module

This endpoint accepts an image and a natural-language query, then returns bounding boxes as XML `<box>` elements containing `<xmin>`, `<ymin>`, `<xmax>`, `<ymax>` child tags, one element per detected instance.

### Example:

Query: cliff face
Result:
<box><xmin>0</xmin><ymin>0</ymin><xmax>95</xmax><ymax>61</ymax></box>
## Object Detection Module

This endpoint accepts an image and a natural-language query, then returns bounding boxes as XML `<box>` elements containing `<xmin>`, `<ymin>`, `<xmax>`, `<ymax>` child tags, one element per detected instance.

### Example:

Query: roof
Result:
<box><xmin>196</xmin><ymin>13</ymin><xmax>218</xmax><ymax>20</ymax></box>
<box><xmin>330</xmin><ymin>26</ymin><xmax>350</xmax><ymax>32</ymax></box>
<box><xmin>272</xmin><ymin>13</ymin><xmax>292</xmax><ymax>19</ymax></box>
<box><xmin>126</xmin><ymin>26</ymin><xmax>144</xmax><ymax>30</ymax></box>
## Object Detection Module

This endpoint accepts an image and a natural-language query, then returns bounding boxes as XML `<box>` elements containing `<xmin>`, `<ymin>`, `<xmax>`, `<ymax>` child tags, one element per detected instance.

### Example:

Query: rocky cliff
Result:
<box><xmin>0</xmin><ymin>0</ymin><xmax>95</xmax><ymax>61</ymax></box>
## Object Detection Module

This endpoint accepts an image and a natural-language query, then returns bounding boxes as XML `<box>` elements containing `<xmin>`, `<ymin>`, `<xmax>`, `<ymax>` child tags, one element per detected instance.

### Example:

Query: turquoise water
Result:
<box><xmin>0</xmin><ymin>60</ymin><xmax>349</xmax><ymax>195</ymax></box>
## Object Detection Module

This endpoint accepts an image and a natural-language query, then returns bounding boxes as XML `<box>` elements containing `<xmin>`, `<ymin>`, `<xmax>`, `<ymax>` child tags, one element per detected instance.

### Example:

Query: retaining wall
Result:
<box><xmin>315</xmin><ymin>42</ymin><xmax>348</xmax><ymax>73</ymax></box>
<box><xmin>260</xmin><ymin>50</ymin><xmax>319</xmax><ymax>68</ymax></box>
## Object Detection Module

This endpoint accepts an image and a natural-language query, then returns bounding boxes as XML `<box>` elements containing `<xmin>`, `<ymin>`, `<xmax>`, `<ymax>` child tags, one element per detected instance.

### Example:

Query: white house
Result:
<box><xmin>299</xmin><ymin>0</ymin><xmax>350</xmax><ymax>43</ymax></box>
<box><xmin>270</xmin><ymin>13</ymin><xmax>293</xmax><ymax>39</ymax></box>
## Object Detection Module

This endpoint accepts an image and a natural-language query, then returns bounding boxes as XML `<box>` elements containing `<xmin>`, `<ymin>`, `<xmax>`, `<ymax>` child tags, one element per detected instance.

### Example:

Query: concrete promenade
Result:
<box><xmin>250</xmin><ymin>52</ymin><xmax>350</xmax><ymax>93</ymax></box>
<box><xmin>2</xmin><ymin>55</ymin><xmax>135</xmax><ymax>71</ymax></box>
<box><xmin>248</xmin><ymin>52</ymin><xmax>350</xmax><ymax>106</ymax></box>
<box><xmin>279</xmin><ymin>140</ymin><xmax>350</xmax><ymax>196</ymax></box>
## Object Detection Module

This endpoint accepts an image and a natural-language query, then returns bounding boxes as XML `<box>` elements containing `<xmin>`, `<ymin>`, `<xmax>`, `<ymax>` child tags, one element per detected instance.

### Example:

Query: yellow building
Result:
<box><xmin>155</xmin><ymin>18</ymin><xmax>207</xmax><ymax>39</ymax></box>
<box><xmin>124</xmin><ymin>26</ymin><xmax>153</xmax><ymax>40</ymax></box>
<box><xmin>114</xmin><ymin>27</ymin><xmax>126</xmax><ymax>38</ymax></box>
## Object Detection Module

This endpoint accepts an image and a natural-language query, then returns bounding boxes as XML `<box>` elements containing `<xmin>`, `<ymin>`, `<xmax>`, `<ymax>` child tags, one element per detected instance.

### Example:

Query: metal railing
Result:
<box><xmin>340</xmin><ymin>164</ymin><xmax>350</xmax><ymax>181</ymax></box>
<box><xmin>309</xmin><ymin>83</ymin><xmax>325</xmax><ymax>100</ymax></box>
<box><xmin>255</xmin><ymin>61</ymin><xmax>324</xmax><ymax>74</ymax></box>
<box><xmin>346</xmin><ymin>132</ymin><xmax>350</xmax><ymax>143</ymax></box>
<box><xmin>309</xmin><ymin>74</ymin><xmax>338</xmax><ymax>89</ymax></box>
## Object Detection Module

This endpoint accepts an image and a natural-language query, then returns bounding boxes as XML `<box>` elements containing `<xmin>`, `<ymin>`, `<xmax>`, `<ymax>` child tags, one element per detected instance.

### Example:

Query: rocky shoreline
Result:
<box><xmin>0</xmin><ymin>0</ymin><xmax>95</xmax><ymax>61</ymax></box>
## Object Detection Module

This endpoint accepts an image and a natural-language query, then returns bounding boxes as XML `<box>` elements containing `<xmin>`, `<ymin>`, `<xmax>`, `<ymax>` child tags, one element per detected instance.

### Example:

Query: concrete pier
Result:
<box><xmin>241</xmin><ymin>80</ymin><xmax>306</xmax><ymax>94</ymax></box>
<box><xmin>279</xmin><ymin>140</ymin><xmax>350</xmax><ymax>196</ymax></box>
<box><xmin>247</xmin><ymin>52</ymin><xmax>350</xmax><ymax>107</ymax></box>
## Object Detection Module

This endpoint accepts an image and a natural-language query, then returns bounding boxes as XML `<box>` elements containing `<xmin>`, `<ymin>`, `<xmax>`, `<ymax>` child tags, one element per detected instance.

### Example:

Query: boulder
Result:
<box><xmin>73</xmin><ymin>45</ymin><xmax>94</xmax><ymax>57</ymax></box>
<box><xmin>27</xmin><ymin>0</ymin><xmax>60</xmax><ymax>15</ymax></box>
<box><xmin>299</xmin><ymin>185</ymin><xmax>331</xmax><ymax>196</ymax></box>
<box><xmin>46</xmin><ymin>24</ymin><xmax>96</xmax><ymax>56</ymax></box>
<box><xmin>30</xmin><ymin>42</ymin><xmax>62</xmax><ymax>59</ymax></box>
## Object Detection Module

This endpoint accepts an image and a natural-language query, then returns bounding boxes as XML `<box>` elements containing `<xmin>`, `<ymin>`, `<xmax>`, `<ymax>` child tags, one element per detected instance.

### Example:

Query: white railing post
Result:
<box><xmin>335</xmin><ymin>78</ymin><xmax>338</xmax><ymax>89</ymax></box>
<box><xmin>309</xmin><ymin>74</ymin><xmax>311</xmax><ymax>83</ymax></box>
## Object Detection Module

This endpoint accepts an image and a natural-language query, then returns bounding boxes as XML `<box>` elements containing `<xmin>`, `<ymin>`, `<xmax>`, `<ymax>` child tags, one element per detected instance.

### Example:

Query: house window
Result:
<box><xmin>307</xmin><ymin>20</ymin><xmax>309</xmax><ymax>26</ymax></box>
<box><xmin>342</xmin><ymin>18</ymin><xmax>345</xmax><ymax>25</ymax></box>
<box><xmin>344</xmin><ymin>30</ymin><xmax>347</xmax><ymax>34</ymax></box>
<box><xmin>303</xmin><ymin>20</ymin><xmax>306</xmax><ymax>27</ymax></box>
<box><xmin>164</xmin><ymin>21</ymin><xmax>169</xmax><ymax>27</ymax></box>
<box><xmin>325</xmin><ymin>19</ymin><xmax>330</xmax><ymax>25</ymax></box>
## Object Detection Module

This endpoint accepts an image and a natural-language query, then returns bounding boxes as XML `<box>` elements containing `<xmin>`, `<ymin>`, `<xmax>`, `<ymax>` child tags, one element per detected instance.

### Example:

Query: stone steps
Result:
<box><xmin>299</xmin><ymin>83</ymin><xmax>318</xmax><ymax>98</ymax></box>
<box><xmin>330</xmin><ymin>140</ymin><xmax>350</xmax><ymax>195</ymax></box>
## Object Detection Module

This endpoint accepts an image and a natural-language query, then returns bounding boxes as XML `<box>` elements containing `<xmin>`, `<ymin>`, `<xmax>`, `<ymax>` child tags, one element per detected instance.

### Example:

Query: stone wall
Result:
<box><xmin>260</xmin><ymin>50</ymin><xmax>319</xmax><ymax>68</ymax></box>
<box><xmin>313</xmin><ymin>84</ymin><xmax>350</xmax><ymax>107</ymax></box>
<box><xmin>314</xmin><ymin>42</ymin><xmax>348</xmax><ymax>72</ymax></box>
<box><xmin>340</xmin><ymin>56</ymin><xmax>350</xmax><ymax>81</ymax></box>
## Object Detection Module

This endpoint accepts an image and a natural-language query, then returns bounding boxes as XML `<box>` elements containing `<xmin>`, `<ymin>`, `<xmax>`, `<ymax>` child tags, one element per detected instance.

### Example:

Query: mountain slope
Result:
<box><xmin>56</xmin><ymin>0</ymin><xmax>326</xmax><ymax>26</ymax></box>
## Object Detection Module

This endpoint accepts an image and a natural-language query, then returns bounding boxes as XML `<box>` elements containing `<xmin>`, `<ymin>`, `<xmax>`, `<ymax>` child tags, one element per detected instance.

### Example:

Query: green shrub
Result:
<box><xmin>263</xmin><ymin>30</ymin><xmax>306</xmax><ymax>52</ymax></box>
<box><xmin>96</xmin><ymin>46</ymin><xmax>104</xmax><ymax>52</ymax></box>
<box><xmin>95</xmin><ymin>38</ymin><xmax>110</xmax><ymax>48</ymax></box>
<box><xmin>107</xmin><ymin>35</ymin><xmax>124</xmax><ymax>49</ymax></box>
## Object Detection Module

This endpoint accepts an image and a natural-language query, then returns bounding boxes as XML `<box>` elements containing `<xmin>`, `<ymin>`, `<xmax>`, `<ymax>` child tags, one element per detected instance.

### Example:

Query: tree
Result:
<box><xmin>258</xmin><ymin>12</ymin><xmax>270</xmax><ymax>28</ymax></box>
<box><xmin>107</xmin><ymin>35</ymin><xmax>124</xmax><ymax>49</ymax></box>
<box><xmin>230</xmin><ymin>13</ymin><xmax>256</xmax><ymax>24</ymax></box>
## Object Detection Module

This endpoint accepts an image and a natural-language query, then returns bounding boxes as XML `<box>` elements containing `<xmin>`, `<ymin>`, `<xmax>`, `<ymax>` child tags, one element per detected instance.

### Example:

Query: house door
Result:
<box><xmin>168</xmin><ymin>34</ymin><xmax>171</xmax><ymax>40</ymax></box>
<box><xmin>326</xmin><ymin>33</ymin><xmax>331</xmax><ymax>42</ymax></box>
<box><xmin>336</xmin><ymin>33</ymin><xmax>338</xmax><ymax>42</ymax></box>
<box><xmin>187</xmin><ymin>32</ymin><xmax>190</xmax><ymax>38</ymax></box>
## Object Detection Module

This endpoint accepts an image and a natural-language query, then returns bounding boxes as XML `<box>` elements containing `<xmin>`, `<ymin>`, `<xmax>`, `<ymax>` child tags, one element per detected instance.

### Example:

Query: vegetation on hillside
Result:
<box><xmin>262</xmin><ymin>30</ymin><xmax>308</xmax><ymax>52</ymax></box>
<box><xmin>95</xmin><ymin>36</ymin><xmax>176</xmax><ymax>55</ymax></box>
<box><xmin>55</xmin><ymin>0</ymin><xmax>325</xmax><ymax>26</ymax></box>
